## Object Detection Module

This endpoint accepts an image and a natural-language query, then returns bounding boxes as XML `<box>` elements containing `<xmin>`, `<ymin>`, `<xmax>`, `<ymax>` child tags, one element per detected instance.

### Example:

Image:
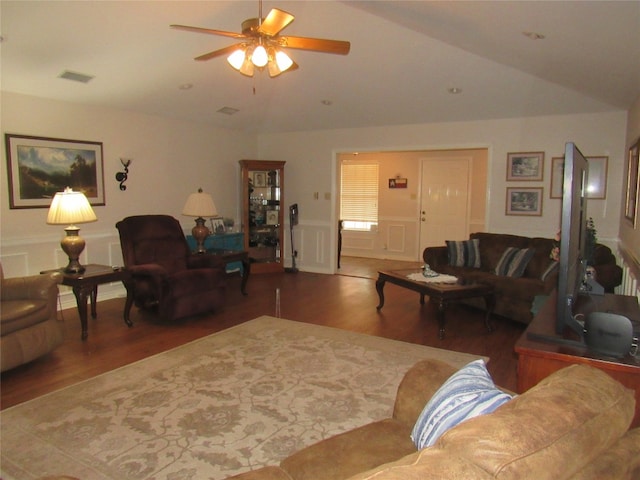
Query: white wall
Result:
<box><xmin>1</xmin><ymin>92</ymin><xmax>257</xmax><ymax>305</ymax></box>
<box><xmin>258</xmin><ymin>111</ymin><xmax>628</xmax><ymax>273</ymax></box>
<box><xmin>620</xmin><ymin>94</ymin><xmax>640</xmax><ymax>264</ymax></box>
<box><xmin>1</xmin><ymin>92</ymin><xmax>629</xmax><ymax>283</ymax></box>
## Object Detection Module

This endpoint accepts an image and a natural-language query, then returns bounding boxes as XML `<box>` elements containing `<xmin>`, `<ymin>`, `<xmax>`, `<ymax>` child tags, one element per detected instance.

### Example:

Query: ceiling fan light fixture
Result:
<box><xmin>275</xmin><ymin>50</ymin><xmax>293</xmax><ymax>71</ymax></box>
<box><xmin>227</xmin><ymin>49</ymin><xmax>246</xmax><ymax>70</ymax></box>
<box><xmin>252</xmin><ymin>44</ymin><xmax>268</xmax><ymax>67</ymax></box>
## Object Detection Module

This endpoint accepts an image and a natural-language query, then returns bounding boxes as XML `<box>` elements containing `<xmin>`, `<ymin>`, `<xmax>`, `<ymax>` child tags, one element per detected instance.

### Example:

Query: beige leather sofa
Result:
<box><xmin>228</xmin><ymin>359</ymin><xmax>640</xmax><ymax>480</ymax></box>
<box><xmin>1</xmin><ymin>264</ymin><xmax>63</xmax><ymax>372</ymax></box>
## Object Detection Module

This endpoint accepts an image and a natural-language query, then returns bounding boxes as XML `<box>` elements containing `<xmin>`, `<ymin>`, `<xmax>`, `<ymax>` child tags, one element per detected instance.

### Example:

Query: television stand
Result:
<box><xmin>515</xmin><ymin>290</ymin><xmax>640</xmax><ymax>428</ymax></box>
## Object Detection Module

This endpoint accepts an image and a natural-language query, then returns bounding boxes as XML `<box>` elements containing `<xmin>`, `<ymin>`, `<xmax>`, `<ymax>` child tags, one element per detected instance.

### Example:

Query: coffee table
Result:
<box><xmin>375</xmin><ymin>269</ymin><xmax>495</xmax><ymax>339</ymax></box>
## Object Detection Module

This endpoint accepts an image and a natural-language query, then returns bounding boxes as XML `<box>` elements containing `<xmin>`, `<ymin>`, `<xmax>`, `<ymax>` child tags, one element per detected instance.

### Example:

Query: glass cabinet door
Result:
<box><xmin>239</xmin><ymin>160</ymin><xmax>286</xmax><ymax>273</ymax></box>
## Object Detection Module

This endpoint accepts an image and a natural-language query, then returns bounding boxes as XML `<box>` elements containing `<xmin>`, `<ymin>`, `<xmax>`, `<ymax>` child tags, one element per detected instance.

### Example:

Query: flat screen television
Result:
<box><xmin>556</xmin><ymin>142</ymin><xmax>590</xmax><ymax>339</ymax></box>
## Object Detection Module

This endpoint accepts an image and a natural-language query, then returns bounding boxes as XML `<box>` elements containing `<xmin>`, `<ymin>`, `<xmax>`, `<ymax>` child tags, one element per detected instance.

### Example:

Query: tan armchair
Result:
<box><xmin>1</xmin><ymin>264</ymin><xmax>64</xmax><ymax>372</ymax></box>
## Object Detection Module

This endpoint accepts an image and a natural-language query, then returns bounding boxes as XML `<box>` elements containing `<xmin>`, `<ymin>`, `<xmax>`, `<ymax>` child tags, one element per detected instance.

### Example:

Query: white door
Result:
<box><xmin>419</xmin><ymin>157</ymin><xmax>471</xmax><ymax>253</ymax></box>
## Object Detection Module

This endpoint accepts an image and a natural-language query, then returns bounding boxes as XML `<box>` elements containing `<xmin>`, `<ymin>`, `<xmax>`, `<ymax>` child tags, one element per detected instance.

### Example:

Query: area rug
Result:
<box><xmin>1</xmin><ymin>316</ymin><xmax>482</xmax><ymax>480</ymax></box>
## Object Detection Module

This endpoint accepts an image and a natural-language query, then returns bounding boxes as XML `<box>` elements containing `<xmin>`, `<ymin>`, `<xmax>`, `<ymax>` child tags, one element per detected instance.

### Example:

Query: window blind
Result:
<box><xmin>340</xmin><ymin>163</ymin><xmax>379</xmax><ymax>225</ymax></box>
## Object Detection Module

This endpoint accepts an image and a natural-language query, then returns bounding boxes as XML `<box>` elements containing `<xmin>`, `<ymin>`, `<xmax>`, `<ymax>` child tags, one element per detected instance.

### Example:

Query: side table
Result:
<box><xmin>204</xmin><ymin>249</ymin><xmax>251</xmax><ymax>295</ymax></box>
<box><xmin>42</xmin><ymin>264</ymin><xmax>134</xmax><ymax>340</ymax></box>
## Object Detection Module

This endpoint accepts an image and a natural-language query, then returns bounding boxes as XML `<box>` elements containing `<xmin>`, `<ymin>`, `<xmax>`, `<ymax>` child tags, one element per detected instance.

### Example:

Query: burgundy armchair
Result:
<box><xmin>116</xmin><ymin>215</ymin><xmax>226</xmax><ymax>322</ymax></box>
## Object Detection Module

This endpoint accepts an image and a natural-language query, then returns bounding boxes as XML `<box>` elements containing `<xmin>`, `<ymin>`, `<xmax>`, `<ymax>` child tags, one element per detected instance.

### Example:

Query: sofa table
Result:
<box><xmin>42</xmin><ymin>264</ymin><xmax>134</xmax><ymax>340</ymax></box>
<box><xmin>515</xmin><ymin>290</ymin><xmax>640</xmax><ymax>428</ymax></box>
<box><xmin>376</xmin><ymin>269</ymin><xmax>495</xmax><ymax>339</ymax></box>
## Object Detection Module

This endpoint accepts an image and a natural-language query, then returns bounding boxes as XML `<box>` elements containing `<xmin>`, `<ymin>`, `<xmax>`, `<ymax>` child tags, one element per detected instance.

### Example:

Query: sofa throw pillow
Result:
<box><xmin>494</xmin><ymin>247</ymin><xmax>535</xmax><ymax>278</ymax></box>
<box><xmin>411</xmin><ymin>359</ymin><xmax>513</xmax><ymax>449</ymax></box>
<box><xmin>446</xmin><ymin>239</ymin><xmax>480</xmax><ymax>268</ymax></box>
<box><xmin>540</xmin><ymin>261</ymin><xmax>559</xmax><ymax>281</ymax></box>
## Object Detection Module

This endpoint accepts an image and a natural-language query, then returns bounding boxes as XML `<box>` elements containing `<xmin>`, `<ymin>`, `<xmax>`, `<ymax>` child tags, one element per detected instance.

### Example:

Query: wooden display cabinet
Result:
<box><xmin>239</xmin><ymin>160</ymin><xmax>286</xmax><ymax>273</ymax></box>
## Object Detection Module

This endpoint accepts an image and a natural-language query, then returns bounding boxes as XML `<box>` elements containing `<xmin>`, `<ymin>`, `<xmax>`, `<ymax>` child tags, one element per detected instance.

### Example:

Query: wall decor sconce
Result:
<box><xmin>115</xmin><ymin>158</ymin><xmax>131</xmax><ymax>190</ymax></box>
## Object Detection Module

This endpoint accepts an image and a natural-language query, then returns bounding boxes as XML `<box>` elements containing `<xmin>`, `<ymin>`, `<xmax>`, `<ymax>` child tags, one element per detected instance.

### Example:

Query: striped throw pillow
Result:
<box><xmin>494</xmin><ymin>247</ymin><xmax>535</xmax><ymax>278</ymax></box>
<box><xmin>411</xmin><ymin>359</ymin><xmax>513</xmax><ymax>449</ymax></box>
<box><xmin>540</xmin><ymin>261</ymin><xmax>559</xmax><ymax>281</ymax></box>
<box><xmin>446</xmin><ymin>239</ymin><xmax>480</xmax><ymax>268</ymax></box>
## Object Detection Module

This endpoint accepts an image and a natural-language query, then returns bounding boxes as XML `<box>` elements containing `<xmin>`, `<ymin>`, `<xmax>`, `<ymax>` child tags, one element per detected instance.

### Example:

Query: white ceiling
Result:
<box><xmin>1</xmin><ymin>1</ymin><xmax>639</xmax><ymax>134</ymax></box>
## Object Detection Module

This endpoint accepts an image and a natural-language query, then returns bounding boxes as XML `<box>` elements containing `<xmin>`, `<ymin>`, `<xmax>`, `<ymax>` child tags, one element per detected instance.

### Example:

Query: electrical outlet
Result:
<box><xmin>324</xmin><ymin>192</ymin><xmax>331</xmax><ymax>200</ymax></box>
<box><xmin>313</xmin><ymin>192</ymin><xmax>319</xmax><ymax>200</ymax></box>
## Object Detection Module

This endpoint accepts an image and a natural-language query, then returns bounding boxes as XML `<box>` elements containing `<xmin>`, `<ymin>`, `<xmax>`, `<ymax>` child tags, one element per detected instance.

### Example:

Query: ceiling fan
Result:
<box><xmin>171</xmin><ymin>1</ymin><xmax>350</xmax><ymax>78</ymax></box>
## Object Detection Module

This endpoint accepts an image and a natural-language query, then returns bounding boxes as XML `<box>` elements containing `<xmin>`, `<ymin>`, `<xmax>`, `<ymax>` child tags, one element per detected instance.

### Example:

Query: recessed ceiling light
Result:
<box><xmin>523</xmin><ymin>31</ymin><xmax>545</xmax><ymax>40</ymax></box>
<box><xmin>321</xmin><ymin>100</ymin><xmax>333</xmax><ymax>106</ymax></box>
<box><xmin>448</xmin><ymin>87</ymin><xmax>462</xmax><ymax>94</ymax></box>
<box><xmin>58</xmin><ymin>70</ymin><xmax>94</xmax><ymax>84</ymax></box>
<box><xmin>178</xmin><ymin>83</ymin><xmax>193</xmax><ymax>90</ymax></box>
<box><xmin>217</xmin><ymin>106</ymin><xmax>239</xmax><ymax>115</ymax></box>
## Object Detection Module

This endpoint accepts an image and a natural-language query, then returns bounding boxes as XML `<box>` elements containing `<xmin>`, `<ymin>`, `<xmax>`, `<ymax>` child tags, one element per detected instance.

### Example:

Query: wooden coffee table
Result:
<box><xmin>376</xmin><ymin>269</ymin><xmax>495</xmax><ymax>339</ymax></box>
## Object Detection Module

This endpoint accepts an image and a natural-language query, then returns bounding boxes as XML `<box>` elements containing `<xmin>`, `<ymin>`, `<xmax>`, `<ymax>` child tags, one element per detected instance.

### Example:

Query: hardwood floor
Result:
<box><xmin>1</xmin><ymin>268</ymin><xmax>526</xmax><ymax>410</ymax></box>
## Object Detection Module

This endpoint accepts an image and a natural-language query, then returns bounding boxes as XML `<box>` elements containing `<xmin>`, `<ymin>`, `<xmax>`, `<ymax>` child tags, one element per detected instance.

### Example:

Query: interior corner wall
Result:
<box><xmin>258</xmin><ymin>111</ymin><xmax>627</xmax><ymax>273</ymax></box>
<box><xmin>1</xmin><ymin>92</ymin><xmax>257</xmax><ymax>305</ymax></box>
<box><xmin>620</xmin><ymin>95</ymin><xmax>640</xmax><ymax>268</ymax></box>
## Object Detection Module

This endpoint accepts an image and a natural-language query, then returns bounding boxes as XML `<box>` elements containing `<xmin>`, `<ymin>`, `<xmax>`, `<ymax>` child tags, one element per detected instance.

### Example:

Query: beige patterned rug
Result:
<box><xmin>1</xmin><ymin>316</ymin><xmax>481</xmax><ymax>480</ymax></box>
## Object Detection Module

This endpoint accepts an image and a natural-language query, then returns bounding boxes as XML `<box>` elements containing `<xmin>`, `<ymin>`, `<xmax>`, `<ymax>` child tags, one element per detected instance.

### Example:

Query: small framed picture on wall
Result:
<box><xmin>506</xmin><ymin>152</ymin><xmax>544</xmax><ymax>181</ymax></box>
<box><xmin>506</xmin><ymin>187</ymin><xmax>543</xmax><ymax>216</ymax></box>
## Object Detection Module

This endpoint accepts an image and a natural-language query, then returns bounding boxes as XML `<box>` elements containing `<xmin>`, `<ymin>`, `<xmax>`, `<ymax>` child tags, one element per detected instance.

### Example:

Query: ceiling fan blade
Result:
<box><xmin>258</xmin><ymin>8</ymin><xmax>295</xmax><ymax>36</ymax></box>
<box><xmin>279</xmin><ymin>35</ymin><xmax>350</xmax><ymax>55</ymax></box>
<box><xmin>195</xmin><ymin>44</ymin><xmax>243</xmax><ymax>62</ymax></box>
<box><xmin>170</xmin><ymin>24</ymin><xmax>248</xmax><ymax>39</ymax></box>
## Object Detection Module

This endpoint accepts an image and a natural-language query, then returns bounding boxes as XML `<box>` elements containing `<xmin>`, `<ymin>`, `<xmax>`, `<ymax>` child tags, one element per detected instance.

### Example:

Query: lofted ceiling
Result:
<box><xmin>1</xmin><ymin>1</ymin><xmax>639</xmax><ymax>134</ymax></box>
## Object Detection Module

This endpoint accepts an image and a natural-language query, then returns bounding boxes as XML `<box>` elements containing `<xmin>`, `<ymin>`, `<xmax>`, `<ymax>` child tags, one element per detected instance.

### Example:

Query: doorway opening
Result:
<box><xmin>336</xmin><ymin>148</ymin><xmax>488</xmax><ymax>274</ymax></box>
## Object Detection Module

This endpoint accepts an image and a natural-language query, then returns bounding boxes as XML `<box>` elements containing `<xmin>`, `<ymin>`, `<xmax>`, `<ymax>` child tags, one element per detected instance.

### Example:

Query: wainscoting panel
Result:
<box><xmin>342</xmin><ymin>235</ymin><xmax>375</xmax><ymax>251</ymax></box>
<box><xmin>387</xmin><ymin>224</ymin><xmax>406</xmax><ymax>253</ymax></box>
<box><xmin>109</xmin><ymin>241</ymin><xmax>125</xmax><ymax>268</ymax></box>
<box><xmin>315</xmin><ymin>230</ymin><xmax>326</xmax><ymax>264</ymax></box>
<box><xmin>0</xmin><ymin>253</ymin><xmax>29</xmax><ymax>277</ymax></box>
<box><xmin>618</xmin><ymin>246</ymin><xmax>640</xmax><ymax>300</ymax></box>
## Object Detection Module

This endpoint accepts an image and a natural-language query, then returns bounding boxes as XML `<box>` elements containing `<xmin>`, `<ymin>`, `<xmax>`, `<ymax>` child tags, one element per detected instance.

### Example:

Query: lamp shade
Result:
<box><xmin>182</xmin><ymin>189</ymin><xmax>218</xmax><ymax>218</ymax></box>
<box><xmin>47</xmin><ymin>187</ymin><xmax>97</xmax><ymax>225</ymax></box>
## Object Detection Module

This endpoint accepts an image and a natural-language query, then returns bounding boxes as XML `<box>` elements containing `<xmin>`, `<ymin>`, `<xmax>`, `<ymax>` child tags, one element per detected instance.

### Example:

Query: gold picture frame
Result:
<box><xmin>506</xmin><ymin>187</ymin><xmax>543</xmax><ymax>216</ymax></box>
<box><xmin>506</xmin><ymin>152</ymin><xmax>544</xmax><ymax>181</ymax></box>
<box><xmin>625</xmin><ymin>137</ymin><xmax>640</xmax><ymax>227</ymax></box>
<box><xmin>5</xmin><ymin>133</ymin><xmax>105</xmax><ymax>209</ymax></box>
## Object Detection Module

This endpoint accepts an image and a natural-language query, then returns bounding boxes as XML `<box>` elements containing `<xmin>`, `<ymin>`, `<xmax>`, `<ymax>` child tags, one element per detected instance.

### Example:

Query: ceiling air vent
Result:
<box><xmin>58</xmin><ymin>70</ymin><xmax>94</xmax><ymax>84</ymax></box>
<box><xmin>217</xmin><ymin>107</ymin><xmax>239</xmax><ymax>115</ymax></box>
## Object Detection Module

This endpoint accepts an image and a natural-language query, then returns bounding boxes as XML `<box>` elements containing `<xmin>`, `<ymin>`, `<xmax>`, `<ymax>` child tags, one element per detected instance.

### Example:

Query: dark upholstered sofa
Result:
<box><xmin>227</xmin><ymin>359</ymin><xmax>640</xmax><ymax>480</ymax></box>
<box><xmin>423</xmin><ymin>232</ymin><xmax>622</xmax><ymax>325</ymax></box>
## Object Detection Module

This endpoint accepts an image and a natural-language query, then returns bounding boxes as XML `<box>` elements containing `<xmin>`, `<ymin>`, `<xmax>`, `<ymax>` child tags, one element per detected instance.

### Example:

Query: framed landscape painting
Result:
<box><xmin>585</xmin><ymin>156</ymin><xmax>608</xmax><ymax>199</ymax></box>
<box><xmin>5</xmin><ymin>134</ymin><xmax>105</xmax><ymax>208</ymax></box>
<box><xmin>506</xmin><ymin>187</ymin><xmax>543</xmax><ymax>216</ymax></box>
<box><xmin>506</xmin><ymin>152</ymin><xmax>544</xmax><ymax>181</ymax></box>
<box><xmin>625</xmin><ymin>138</ymin><xmax>640</xmax><ymax>227</ymax></box>
<box><xmin>550</xmin><ymin>157</ymin><xmax>564</xmax><ymax>198</ymax></box>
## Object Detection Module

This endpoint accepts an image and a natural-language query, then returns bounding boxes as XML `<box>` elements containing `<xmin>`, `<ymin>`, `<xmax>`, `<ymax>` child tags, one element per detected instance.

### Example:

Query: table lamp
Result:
<box><xmin>47</xmin><ymin>187</ymin><xmax>98</xmax><ymax>273</ymax></box>
<box><xmin>182</xmin><ymin>188</ymin><xmax>218</xmax><ymax>253</ymax></box>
